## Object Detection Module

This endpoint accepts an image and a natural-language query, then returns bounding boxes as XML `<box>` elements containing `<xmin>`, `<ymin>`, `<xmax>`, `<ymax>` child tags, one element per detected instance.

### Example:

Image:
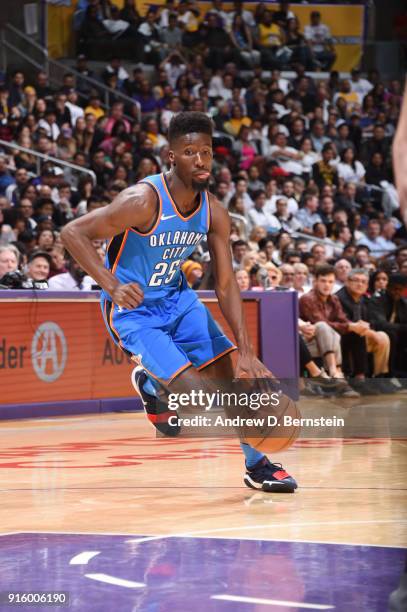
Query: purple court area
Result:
<box><xmin>0</xmin><ymin>533</ymin><xmax>404</xmax><ymax>611</ymax></box>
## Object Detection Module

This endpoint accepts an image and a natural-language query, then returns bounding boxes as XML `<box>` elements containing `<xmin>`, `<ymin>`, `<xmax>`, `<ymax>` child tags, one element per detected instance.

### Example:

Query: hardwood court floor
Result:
<box><xmin>1</xmin><ymin>395</ymin><xmax>406</xmax><ymax>548</ymax></box>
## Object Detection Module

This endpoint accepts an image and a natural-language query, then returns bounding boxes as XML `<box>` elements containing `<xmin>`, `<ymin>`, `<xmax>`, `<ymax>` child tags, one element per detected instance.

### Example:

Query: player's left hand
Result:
<box><xmin>235</xmin><ymin>352</ymin><xmax>277</xmax><ymax>380</ymax></box>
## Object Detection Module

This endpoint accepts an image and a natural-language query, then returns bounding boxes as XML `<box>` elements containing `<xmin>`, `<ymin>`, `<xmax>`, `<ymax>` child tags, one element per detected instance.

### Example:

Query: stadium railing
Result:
<box><xmin>0</xmin><ymin>138</ymin><xmax>96</xmax><ymax>186</ymax></box>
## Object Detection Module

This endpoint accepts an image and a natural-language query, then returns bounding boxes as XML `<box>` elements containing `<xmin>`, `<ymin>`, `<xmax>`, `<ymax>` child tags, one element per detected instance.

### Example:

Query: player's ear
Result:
<box><xmin>168</xmin><ymin>149</ymin><xmax>175</xmax><ymax>166</ymax></box>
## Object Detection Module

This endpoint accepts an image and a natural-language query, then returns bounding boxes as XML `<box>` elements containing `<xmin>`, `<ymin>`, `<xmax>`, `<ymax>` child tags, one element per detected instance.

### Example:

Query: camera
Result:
<box><xmin>0</xmin><ymin>271</ymin><xmax>48</xmax><ymax>290</ymax></box>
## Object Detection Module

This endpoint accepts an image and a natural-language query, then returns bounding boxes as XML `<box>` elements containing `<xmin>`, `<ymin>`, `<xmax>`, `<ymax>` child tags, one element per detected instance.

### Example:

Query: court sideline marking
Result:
<box><xmin>212</xmin><ymin>594</ymin><xmax>334</xmax><ymax>609</ymax></box>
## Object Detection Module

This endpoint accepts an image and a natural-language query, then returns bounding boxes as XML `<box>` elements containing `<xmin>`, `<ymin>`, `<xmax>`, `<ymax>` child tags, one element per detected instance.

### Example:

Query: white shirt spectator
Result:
<box><xmin>104</xmin><ymin>64</ymin><xmax>129</xmax><ymax>82</ymax></box>
<box><xmin>295</xmin><ymin>208</ymin><xmax>322</xmax><ymax>229</ymax></box>
<box><xmin>164</xmin><ymin>61</ymin><xmax>187</xmax><ymax>89</ymax></box>
<box><xmin>247</xmin><ymin>208</ymin><xmax>281</xmax><ymax>233</ymax></box>
<box><xmin>357</xmin><ymin>235</ymin><xmax>396</xmax><ymax>258</ymax></box>
<box><xmin>337</xmin><ymin>161</ymin><xmax>366</xmax><ymax>183</ymax></box>
<box><xmin>301</xmin><ymin>151</ymin><xmax>320</xmax><ymax>175</ymax></box>
<box><xmin>269</xmin><ymin>145</ymin><xmax>304</xmax><ymax>176</ymax></box>
<box><xmin>226</xmin><ymin>8</ymin><xmax>255</xmax><ymax>30</ymax></box>
<box><xmin>304</xmin><ymin>23</ymin><xmax>332</xmax><ymax>53</ymax></box>
<box><xmin>47</xmin><ymin>272</ymin><xmax>95</xmax><ymax>291</ymax></box>
<box><xmin>265</xmin><ymin>195</ymin><xmax>298</xmax><ymax>216</ymax></box>
<box><xmin>38</xmin><ymin>119</ymin><xmax>60</xmax><ymax>141</ymax></box>
<box><xmin>66</xmin><ymin>101</ymin><xmax>84</xmax><ymax>127</ymax></box>
<box><xmin>350</xmin><ymin>77</ymin><xmax>373</xmax><ymax>99</ymax></box>
<box><xmin>208</xmin><ymin>76</ymin><xmax>232</xmax><ymax>100</ymax></box>
<box><xmin>103</xmin><ymin>19</ymin><xmax>130</xmax><ymax>35</ymax></box>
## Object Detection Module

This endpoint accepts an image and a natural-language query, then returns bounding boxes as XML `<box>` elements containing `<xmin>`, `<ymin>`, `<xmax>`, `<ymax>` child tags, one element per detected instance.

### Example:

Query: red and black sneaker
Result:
<box><xmin>244</xmin><ymin>456</ymin><xmax>298</xmax><ymax>493</ymax></box>
<box><xmin>131</xmin><ymin>367</ymin><xmax>180</xmax><ymax>437</ymax></box>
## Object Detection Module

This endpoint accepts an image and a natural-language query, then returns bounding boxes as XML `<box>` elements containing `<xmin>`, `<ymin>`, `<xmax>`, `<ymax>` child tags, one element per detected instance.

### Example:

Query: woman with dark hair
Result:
<box><xmin>285</xmin><ymin>17</ymin><xmax>313</xmax><ymax>70</ymax></box>
<box><xmin>19</xmin><ymin>183</ymin><xmax>38</xmax><ymax>206</ymax></box>
<box><xmin>233</xmin><ymin>125</ymin><xmax>263</xmax><ymax>171</ymax></box>
<box><xmin>111</xmin><ymin>163</ymin><xmax>129</xmax><ymax>185</ymax></box>
<box><xmin>100</xmin><ymin>120</ymin><xmax>129</xmax><ymax>157</ymax></box>
<box><xmin>229</xmin><ymin>14</ymin><xmax>261</xmax><ymax>68</ymax></box>
<box><xmin>337</xmin><ymin>147</ymin><xmax>366</xmax><ymax>183</ymax></box>
<box><xmin>368</xmin><ymin>269</ymin><xmax>389</xmax><ymax>296</ymax></box>
<box><xmin>365</xmin><ymin>151</ymin><xmax>391</xmax><ymax>186</ymax></box>
<box><xmin>37</xmin><ymin>228</ymin><xmax>55</xmax><ymax>252</ymax></box>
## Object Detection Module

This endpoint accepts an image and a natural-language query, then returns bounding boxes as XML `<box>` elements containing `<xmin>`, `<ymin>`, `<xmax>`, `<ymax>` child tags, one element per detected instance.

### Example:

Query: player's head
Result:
<box><xmin>168</xmin><ymin>112</ymin><xmax>213</xmax><ymax>191</ymax></box>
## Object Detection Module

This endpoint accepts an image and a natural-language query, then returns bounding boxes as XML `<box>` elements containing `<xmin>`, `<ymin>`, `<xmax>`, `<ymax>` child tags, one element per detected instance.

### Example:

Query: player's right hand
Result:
<box><xmin>111</xmin><ymin>283</ymin><xmax>144</xmax><ymax>309</ymax></box>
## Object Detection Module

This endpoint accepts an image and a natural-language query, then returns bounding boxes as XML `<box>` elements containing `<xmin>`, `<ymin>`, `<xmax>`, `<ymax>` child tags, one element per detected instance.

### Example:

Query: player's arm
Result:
<box><xmin>207</xmin><ymin>195</ymin><xmax>274</xmax><ymax>379</ymax></box>
<box><xmin>61</xmin><ymin>185</ymin><xmax>156</xmax><ymax>309</ymax></box>
<box><xmin>393</xmin><ymin>82</ymin><xmax>407</xmax><ymax>227</ymax></box>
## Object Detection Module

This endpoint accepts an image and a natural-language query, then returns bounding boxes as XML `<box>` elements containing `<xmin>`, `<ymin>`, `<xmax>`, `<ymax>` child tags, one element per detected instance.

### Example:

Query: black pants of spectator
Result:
<box><xmin>341</xmin><ymin>332</ymin><xmax>368</xmax><ymax>376</ymax></box>
<box><xmin>387</xmin><ymin>330</ymin><xmax>407</xmax><ymax>377</ymax></box>
<box><xmin>313</xmin><ymin>49</ymin><xmax>336</xmax><ymax>70</ymax></box>
<box><xmin>260</xmin><ymin>46</ymin><xmax>287</xmax><ymax>70</ymax></box>
<box><xmin>290</xmin><ymin>45</ymin><xmax>314</xmax><ymax>71</ymax></box>
<box><xmin>299</xmin><ymin>334</ymin><xmax>313</xmax><ymax>373</ymax></box>
<box><xmin>205</xmin><ymin>47</ymin><xmax>240</xmax><ymax>70</ymax></box>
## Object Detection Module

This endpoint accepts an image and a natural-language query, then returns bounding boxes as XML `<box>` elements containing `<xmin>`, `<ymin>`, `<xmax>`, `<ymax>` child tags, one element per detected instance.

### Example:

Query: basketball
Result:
<box><xmin>236</xmin><ymin>386</ymin><xmax>301</xmax><ymax>453</ymax></box>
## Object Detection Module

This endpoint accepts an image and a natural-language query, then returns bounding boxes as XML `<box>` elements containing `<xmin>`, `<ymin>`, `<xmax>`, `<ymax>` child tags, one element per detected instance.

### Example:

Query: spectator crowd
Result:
<box><xmin>0</xmin><ymin>0</ymin><xmax>406</xmax><ymax>393</ymax></box>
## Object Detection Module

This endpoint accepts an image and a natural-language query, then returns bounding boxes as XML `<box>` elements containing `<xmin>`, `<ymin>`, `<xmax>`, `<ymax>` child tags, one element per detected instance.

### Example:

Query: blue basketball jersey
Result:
<box><xmin>103</xmin><ymin>173</ymin><xmax>210</xmax><ymax>300</ymax></box>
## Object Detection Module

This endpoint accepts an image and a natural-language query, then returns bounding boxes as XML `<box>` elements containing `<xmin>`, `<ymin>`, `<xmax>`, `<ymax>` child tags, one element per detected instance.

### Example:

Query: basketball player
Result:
<box><xmin>394</xmin><ymin>82</ymin><xmax>407</xmax><ymax>229</ymax></box>
<box><xmin>61</xmin><ymin>112</ymin><xmax>297</xmax><ymax>493</ymax></box>
<box><xmin>388</xmin><ymin>82</ymin><xmax>407</xmax><ymax>612</ymax></box>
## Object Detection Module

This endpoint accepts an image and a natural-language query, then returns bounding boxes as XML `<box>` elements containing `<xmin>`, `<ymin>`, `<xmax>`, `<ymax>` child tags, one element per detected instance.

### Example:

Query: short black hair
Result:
<box><xmin>314</xmin><ymin>264</ymin><xmax>335</xmax><ymax>278</ymax></box>
<box><xmin>168</xmin><ymin>112</ymin><xmax>213</xmax><ymax>143</ymax></box>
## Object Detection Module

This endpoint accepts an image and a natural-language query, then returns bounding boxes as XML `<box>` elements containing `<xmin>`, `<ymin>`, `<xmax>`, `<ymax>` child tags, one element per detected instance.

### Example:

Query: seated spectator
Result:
<box><xmin>333</xmin><ymin>122</ymin><xmax>355</xmax><ymax>156</ymax></box>
<box><xmin>312</xmin><ymin>144</ymin><xmax>339</xmax><ymax>190</ymax></box>
<box><xmin>102</xmin><ymin>58</ymin><xmax>130</xmax><ymax>91</ymax></box>
<box><xmin>331</xmin><ymin>224</ymin><xmax>353</xmax><ymax>257</ymax></box>
<box><xmin>231</xmin><ymin>239</ymin><xmax>248</xmax><ymax>270</ymax></box>
<box><xmin>229</xmin><ymin>14</ymin><xmax>261</xmax><ymax>68</ymax></box>
<box><xmin>0</xmin><ymin>245</ymin><xmax>19</xmax><ymax>279</ymax></box>
<box><xmin>336</xmin><ymin>268</ymin><xmax>396</xmax><ymax>393</ymax></box>
<box><xmin>369</xmin><ymin>269</ymin><xmax>389</xmax><ymax>296</ymax></box>
<box><xmin>256</xmin><ymin>262</ymin><xmax>282</xmax><ymax>289</ymax></box>
<box><xmin>368</xmin><ymin>274</ymin><xmax>407</xmax><ymax>377</ymax></box>
<box><xmin>295</xmin><ymin>194</ymin><xmax>322</xmax><ymax>234</ymax></box>
<box><xmin>299</xmin><ymin>137</ymin><xmax>320</xmax><ymax>177</ymax></box>
<box><xmin>258</xmin><ymin>236</ymin><xmax>276</xmax><ymax>263</ymax></box>
<box><xmin>26</xmin><ymin>250</ymin><xmax>51</xmax><ymax>283</ymax></box>
<box><xmin>202</xmin><ymin>13</ymin><xmax>239</xmax><ymax>70</ymax></box>
<box><xmin>235</xmin><ymin>268</ymin><xmax>250</xmax><ymax>291</ymax></box>
<box><xmin>120</xmin><ymin>0</ymin><xmax>141</xmax><ymax>28</ymax></box>
<box><xmin>49</xmin><ymin>245</ymin><xmax>67</xmax><ymax>278</ymax></box>
<box><xmin>280</xmin><ymin>263</ymin><xmax>295</xmax><ymax>289</ymax></box>
<box><xmin>310</xmin><ymin>120</ymin><xmax>331</xmax><ymax>154</ymax></box>
<box><xmin>299</xmin><ymin>265</ymin><xmax>359</xmax><ymax>395</ymax></box>
<box><xmin>293</xmin><ymin>262</ymin><xmax>311</xmax><ymax>296</ymax></box>
<box><xmin>334</xmin><ymin>80</ymin><xmax>360</xmax><ymax>114</ymax></box>
<box><xmin>248</xmin><ymin>226</ymin><xmax>267</xmax><ymax>251</ymax></box>
<box><xmin>247</xmin><ymin>190</ymin><xmax>280</xmax><ymax>233</ymax></box>
<box><xmin>269</xmin><ymin>132</ymin><xmax>303</xmax><ymax>176</ymax></box>
<box><xmin>285</xmin><ymin>17</ymin><xmax>313</xmax><ymax>70</ymax></box>
<box><xmin>334</xmin><ymin>181</ymin><xmax>362</xmax><ymax>213</ymax></box>
<box><xmin>47</xmin><ymin>252</ymin><xmax>94</xmax><ymax>290</ymax></box>
<box><xmin>274</xmin><ymin>197</ymin><xmax>301</xmax><ymax>233</ymax></box>
<box><xmin>160</xmin><ymin>12</ymin><xmax>183</xmax><ymax>52</ymax></box>
<box><xmin>361</xmin><ymin>123</ymin><xmax>391</xmax><ymax>168</ymax></box>
<box><xmin>303</xmin><ymin>10</ymin><xmax>336</xmax><ymax>70</ymax></box>
<box><xmin>357</xmin><ymin>219</ymin><xmax>395</xmax><ymax>258</ymax></box>
<box><xmin>337</xmin><ymin>147</ymin><xmax>366</xmax><ymax>184</ymax></box>
<box><xmin>0</xmin><ymin>156</ymin><xmax>15</xmax><ymax>196</ymax></box>
<box><xmin>255</xmin><ymin>10</ymin><xmax>286</xmax><ymax>70</ymax></box>
<box><xmin>138</xmin><ymin>10</ymin><xmax>163</xmax><ymax>65</ymax></box>
<box><xmin>84</xmin><ymin>96</ymin><xmax>105</xmax><ymax>121</ymax></box>
<box><xmin>224</xmin><ymin>105</ymin><xmax>251</xmax><ymax>138</ymax></box>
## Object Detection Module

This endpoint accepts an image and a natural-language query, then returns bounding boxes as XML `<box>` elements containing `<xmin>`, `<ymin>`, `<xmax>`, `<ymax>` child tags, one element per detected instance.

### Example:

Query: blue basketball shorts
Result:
<box><xmin>100</xmin><ymin>286</ymin><xmax>236</xmax><ymax>384</ymax></box>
